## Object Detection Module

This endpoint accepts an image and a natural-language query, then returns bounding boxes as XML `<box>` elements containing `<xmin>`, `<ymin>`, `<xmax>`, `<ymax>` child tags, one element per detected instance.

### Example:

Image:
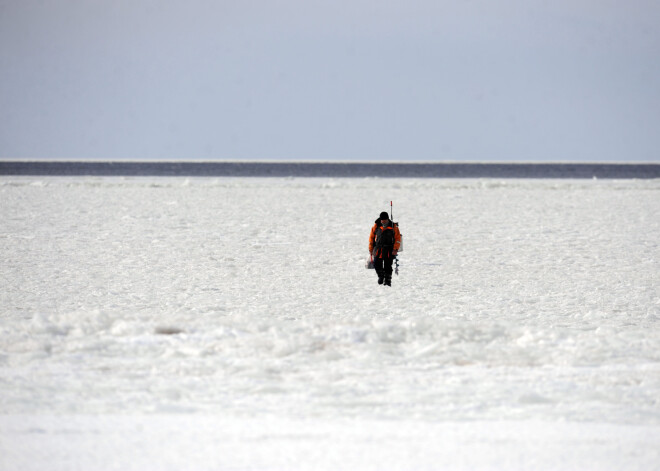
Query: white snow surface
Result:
<box><xmin>1</xmin><ymin>176</ymin><xmax>659</xmax><ymax>470</ymax></box>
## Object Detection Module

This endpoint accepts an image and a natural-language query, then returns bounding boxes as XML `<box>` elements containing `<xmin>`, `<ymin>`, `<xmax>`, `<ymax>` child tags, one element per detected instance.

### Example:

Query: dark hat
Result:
<box><xmin>379</xmin><ymin>211</ymin><xmax>390</xmax><ymax>220</ymax></box>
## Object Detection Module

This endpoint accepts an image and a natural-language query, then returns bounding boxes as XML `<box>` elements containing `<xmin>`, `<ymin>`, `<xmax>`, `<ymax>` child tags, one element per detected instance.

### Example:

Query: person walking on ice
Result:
<box><xmin>369</xmin><ymin>211</ymin><xmax>402</xmax><ymax>286</ymax></box>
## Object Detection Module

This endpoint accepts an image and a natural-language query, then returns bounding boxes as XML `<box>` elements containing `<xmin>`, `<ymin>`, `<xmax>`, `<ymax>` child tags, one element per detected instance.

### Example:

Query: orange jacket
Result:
<box><xmin>369</xmin><ymin>220</ymin><xmax>401</xmax><ymax>256</ymax></box>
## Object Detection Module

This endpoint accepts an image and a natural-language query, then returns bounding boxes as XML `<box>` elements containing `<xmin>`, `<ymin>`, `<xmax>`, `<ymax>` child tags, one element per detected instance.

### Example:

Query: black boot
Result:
<box><xmin>378</xmin><ymin>276</ymin><xmax>384</xmax><ymax>285</ymax></box>
<box><xmin>384</xmin><ymin>277</ymin><xmax>391</xmax><ymax>286</ymax></box>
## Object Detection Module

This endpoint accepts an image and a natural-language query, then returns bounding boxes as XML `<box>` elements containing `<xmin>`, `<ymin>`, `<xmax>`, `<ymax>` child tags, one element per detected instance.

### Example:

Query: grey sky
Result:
<box><xmin>1</xmin><ymin>0</ymin><xmax>659</xmax><ymax>161</ymax></box>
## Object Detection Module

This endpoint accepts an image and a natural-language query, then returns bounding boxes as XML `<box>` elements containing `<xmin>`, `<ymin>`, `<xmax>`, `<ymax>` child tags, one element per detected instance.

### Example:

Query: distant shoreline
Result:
<box><xmin>0</xmin><ymin>161</ymin><xmax>658</xmax><ymax>179</ymax></box>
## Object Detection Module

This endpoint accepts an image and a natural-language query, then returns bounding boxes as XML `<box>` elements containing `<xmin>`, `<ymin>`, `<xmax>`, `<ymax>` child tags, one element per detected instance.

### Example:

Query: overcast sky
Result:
<box><xmin>1</xmin><ymin>0</ymin><xmax>659</xmax><ymax>161</ymax></box>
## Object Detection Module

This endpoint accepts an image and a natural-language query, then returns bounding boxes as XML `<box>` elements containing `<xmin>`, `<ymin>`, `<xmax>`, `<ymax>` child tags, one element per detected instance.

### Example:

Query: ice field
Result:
<box><xmin>1</xmin><ymin>176</ymin><xmax>659</xmax><ymax>470</ymax></box>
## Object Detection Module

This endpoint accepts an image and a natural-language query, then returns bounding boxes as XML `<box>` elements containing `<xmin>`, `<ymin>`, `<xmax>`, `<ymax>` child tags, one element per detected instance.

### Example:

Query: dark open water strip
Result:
<box><xmin>0</xmin><ymin>161</ymin><xmax>658</xmax><ymax>179</ymax></box>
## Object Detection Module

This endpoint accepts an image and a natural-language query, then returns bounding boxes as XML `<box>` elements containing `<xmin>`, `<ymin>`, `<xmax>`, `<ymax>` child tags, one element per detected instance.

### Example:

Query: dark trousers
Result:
<box><xmin>374</xmin><ymin>256</ymin><xmax>394</xmax><ymax>285</ymax></box>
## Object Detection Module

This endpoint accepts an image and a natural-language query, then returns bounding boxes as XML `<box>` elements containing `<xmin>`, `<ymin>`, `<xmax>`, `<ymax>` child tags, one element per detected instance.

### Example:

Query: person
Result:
<box><xmin>368</xmin><ymin>211</ymin><xmax>401</xmax><ymax>286</ymax></box>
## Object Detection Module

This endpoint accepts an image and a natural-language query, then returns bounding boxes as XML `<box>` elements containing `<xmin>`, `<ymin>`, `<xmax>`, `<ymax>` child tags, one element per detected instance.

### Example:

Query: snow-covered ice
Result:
<box><xmin>1</xmin><ymin>176</ymin><xmax>659</xmax><ymax>470</ymax></box>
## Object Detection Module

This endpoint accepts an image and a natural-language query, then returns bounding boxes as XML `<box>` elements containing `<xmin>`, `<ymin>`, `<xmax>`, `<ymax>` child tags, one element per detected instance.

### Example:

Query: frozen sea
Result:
<box><xmin>1</xmin><ymin>176</ymin><xmax>659</xmax><ymax>470</ymax></box>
